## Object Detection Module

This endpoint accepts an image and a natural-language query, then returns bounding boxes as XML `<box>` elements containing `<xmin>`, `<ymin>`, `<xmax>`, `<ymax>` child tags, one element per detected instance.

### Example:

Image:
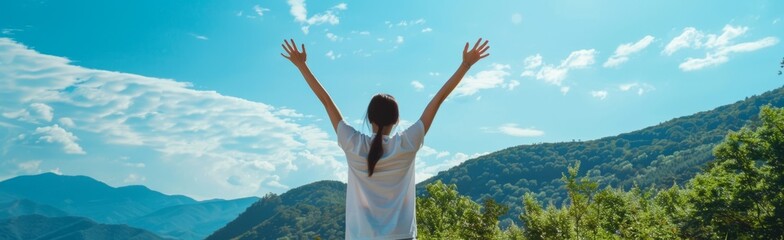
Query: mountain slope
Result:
<box><xmin>0</xmin><ymin>173</ymin><xmax>197</xmax><ymax>224</ymax></box>
<box><xmin>128</xmin><ymin>197</ymin><xmax>258</xmax><ymax>240</ymax></box>
<box><xmin>418</xmin><ymin>86</ymin><xmax>784</xmax><ymax>224</ymax></box>
<box><xmin>0</xmin><ymin>199</ymin><xmax>67</xmax><ymax>219</ymax></box>
<box><xmin>0</xmin><ymin>214</ymin><xmax>168</xmax><ymax>240</ymax></box>
<box><xmin>207</xmin><ymin>180</ymin><xmax>346</xmax><ymax>240</ymax></box>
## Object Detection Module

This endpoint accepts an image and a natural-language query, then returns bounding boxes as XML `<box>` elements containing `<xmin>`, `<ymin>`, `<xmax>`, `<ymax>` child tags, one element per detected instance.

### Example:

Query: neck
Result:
<box><xmin>372</xmin><ymin>124</ymin><xmax>394</xmax><ymax>135</ymax></box>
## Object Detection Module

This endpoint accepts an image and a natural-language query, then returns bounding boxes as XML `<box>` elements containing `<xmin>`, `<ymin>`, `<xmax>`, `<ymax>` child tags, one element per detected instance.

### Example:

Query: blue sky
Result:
<box><xmin>0</xmin><ymin>0</ymin><xmax>782</xmax><ymax>200</ymax></box>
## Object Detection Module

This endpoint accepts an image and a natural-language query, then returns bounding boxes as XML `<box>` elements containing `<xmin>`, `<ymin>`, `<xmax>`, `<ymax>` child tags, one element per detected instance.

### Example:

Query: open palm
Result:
<box><xmin>463</xmin><ymin>38</ymin><xmax>490</xmax><ymax>67</ymax></box>
<box><xmin>281</xmin><ymin>39</ymin><xmax>307</xmax><ymax>66</ymax></box>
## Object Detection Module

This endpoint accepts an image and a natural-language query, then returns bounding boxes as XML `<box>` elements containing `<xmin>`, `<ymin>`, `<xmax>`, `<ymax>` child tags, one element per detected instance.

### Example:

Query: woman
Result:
<box><xmin>281</xmin><ymin>38</ymin><xmax>490</xmax><ymax>240</ymax></box>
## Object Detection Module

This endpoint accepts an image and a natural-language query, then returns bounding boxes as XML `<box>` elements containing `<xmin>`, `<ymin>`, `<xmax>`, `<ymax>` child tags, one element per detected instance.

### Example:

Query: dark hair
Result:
<box><xmin>366</xmin><ymin>93</ymin><xmax>399</xmax><ymax>177</ymax></box>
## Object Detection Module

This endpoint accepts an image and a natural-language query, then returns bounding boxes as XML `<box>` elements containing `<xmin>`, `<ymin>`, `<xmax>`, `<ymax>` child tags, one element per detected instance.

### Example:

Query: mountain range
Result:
<box><xmin>0</xmin><ymin>173</ymin><xmax>257</xmax><ymax>240</ymax></box>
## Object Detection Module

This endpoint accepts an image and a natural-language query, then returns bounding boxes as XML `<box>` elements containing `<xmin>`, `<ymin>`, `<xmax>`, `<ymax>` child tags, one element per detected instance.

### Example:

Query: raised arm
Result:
<box><xmin>419</xmin><ymin>38</ymin><xmax>490</xmax><ymax>134</ymax></box>
<box><xmin>281</xmin><ymin>39</ymin><xmax>343</xmax><ymax>132</ymax></box>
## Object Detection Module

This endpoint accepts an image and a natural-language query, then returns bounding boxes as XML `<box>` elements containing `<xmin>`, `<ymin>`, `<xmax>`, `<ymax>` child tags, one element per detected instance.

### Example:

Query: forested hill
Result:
<box><xmin>417</xmin><ymin>85</ymin><xmax>784</xmax><ymax>225</ymax></box>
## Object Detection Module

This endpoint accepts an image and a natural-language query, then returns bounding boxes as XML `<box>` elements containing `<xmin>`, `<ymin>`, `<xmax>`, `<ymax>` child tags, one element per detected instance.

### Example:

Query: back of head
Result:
<box><xmin>366</xmin><ymin>93</ymin><xmax>399</xmax><ymax>177</ymax></box>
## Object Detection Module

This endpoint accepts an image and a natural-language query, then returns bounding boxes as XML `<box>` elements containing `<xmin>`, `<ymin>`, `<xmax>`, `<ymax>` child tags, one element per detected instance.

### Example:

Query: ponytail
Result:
<box><xmin>365</xmin><ymin>93</ymin><xmax>398</xmax><ymax>177</ymax></box>
<box><xmin>367</xmin><ymin>125</ymin><xmax>384</xmax><ymax>177</ymax></box>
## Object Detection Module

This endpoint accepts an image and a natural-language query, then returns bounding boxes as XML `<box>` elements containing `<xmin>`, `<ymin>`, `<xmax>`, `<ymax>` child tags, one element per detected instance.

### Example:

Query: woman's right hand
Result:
<box><xmin>281</xmin><ymin>39</ymin><xmax>307</xmax><ymax>67</ymax></box>
<box><xmin>462</xmin><ymin>38</ymin><xmax>490</xmax><ymax>67</ymax></box>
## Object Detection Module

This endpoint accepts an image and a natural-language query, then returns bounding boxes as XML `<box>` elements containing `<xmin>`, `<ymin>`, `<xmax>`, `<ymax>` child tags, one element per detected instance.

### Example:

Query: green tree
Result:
<box><xmin>416</xmin><ymin>180</ymin><xmax>508</xmax><ymax>239</ymax></box>
<box><xmin>682</xmin><ymin>106</ymin><xmax>784</xmax><ymax>239</ymax></box>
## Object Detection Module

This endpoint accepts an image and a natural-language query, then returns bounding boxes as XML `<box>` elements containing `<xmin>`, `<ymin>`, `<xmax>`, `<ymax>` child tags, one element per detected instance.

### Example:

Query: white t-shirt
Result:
<box><xmin>337</xmin><ymin>119</ymin><xmax>425</xmax><ymax>240</ymax></box>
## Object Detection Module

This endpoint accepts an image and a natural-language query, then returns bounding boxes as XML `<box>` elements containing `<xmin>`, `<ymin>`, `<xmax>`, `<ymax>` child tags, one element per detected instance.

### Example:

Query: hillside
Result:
<box><xmin>0</xmin><ymin>214</ymin><xmax>168</xmax><ymax>240</ymax></box>
<box><xmin>0</xmin><ymin>199</ymin><xmax>67</xmax><ymax>219</ymax></box>
<box><xmin>207</xmin><ymin>180</ymin><xmax>346</xmax><ymax>240</ymax></box>
<box><xmin>215</xmin><ymin>85</ymin><xmax>784</xmax><ymax>237</ymax></box>
<box><xmin>418</xmin><ymin>85</ymin><xmax>784</xmax><ymax>224</ymax></box>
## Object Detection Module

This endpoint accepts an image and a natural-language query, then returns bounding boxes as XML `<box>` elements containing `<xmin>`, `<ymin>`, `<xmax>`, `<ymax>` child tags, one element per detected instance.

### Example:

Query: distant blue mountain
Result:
<box><xmin>0</xmin><ymin>173</ymin><xmax>258</xmax><ymax>240</ymax></box>
<box><xmin>0</xmin><ymin>173</ymin><xmax>196</xmax><ymax>224</ymax></box>
<box><xmin>0</xmin><ymin>214</ymin><xmax>169</xmax><ymax>240</ymax></box>
<box><xmin>128</xmin><ymin>197</ymin><xmax>259</xmax><ymax>240</ymax></box>
<box><xmin>0</xmin><ymin>199</ymin><xmax>67</xmax><ymax>219</ymax></box>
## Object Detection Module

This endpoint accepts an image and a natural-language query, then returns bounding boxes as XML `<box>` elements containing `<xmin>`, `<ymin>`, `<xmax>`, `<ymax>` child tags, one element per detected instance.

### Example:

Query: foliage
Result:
<box><xmin>416</xmin><ymin>180</ymin><xmax>507</xmax><ymax>240</ymax></box>
<box><xmin>419</xmin><ymin>86</ymin><xmax>784</xmax><ymax>225</ymax></box>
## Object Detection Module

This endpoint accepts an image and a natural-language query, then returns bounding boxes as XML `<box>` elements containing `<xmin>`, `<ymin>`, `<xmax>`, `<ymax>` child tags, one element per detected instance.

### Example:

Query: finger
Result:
<box><xmin>473</xmin><ymin>38</ymin><xmax>482</xmax><ymax>51</ymax></box>
<box><xmin>479</xmin><ymin>46</ymin><xmax>490</xmax><ymax>54</ymax></box>
<box><xmin>478</xmin><ymin>40</ymin><xmax>489</xmax><ymax>51</ymax></box>
<box><xmin>463</xmin><ymin>42</ymin><xmax>469</xmax><ymax>53</ymax></box>
<box><xmin>280</xmin><ymin>53</ymin><xmax>291</xmax><ymax>59</ymax></box>
<box><xmin>302</xmin><ymin>44</ymin><xmax>306</xmax><ymax>54</ymax></box>
<box><xmin>480</xmin><ymin>53</ymin><xmax>490</xmax><ymax>59</ymax></box>
<box><xmin>291</xmin><ymin>39</ymin><xmax>299</xmax><ymax>52</ymax></box>
<box><xmin>284</xmin><ymin>40</ymin><xmax>293</xmax><ymax>52</ymax></box>
<box><xmin>282</xmin><ymin>44</ymin><xmax>291</xmax><ymax>54</ymax></box>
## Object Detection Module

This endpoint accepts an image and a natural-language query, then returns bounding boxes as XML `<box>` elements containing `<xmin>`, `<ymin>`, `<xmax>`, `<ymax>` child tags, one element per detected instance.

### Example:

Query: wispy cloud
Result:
<box><xmin>325</xmin><ymin>50</ymin><xmax>341</xmax><ymax>60</ymax></box>
<box><xmin>421</xmin><ymin>28</ymin><xmax>433</xmax><ymax>33</ymax></box>
<box><xmin>618</xmin><ymin>83</ymin><xmax>655</xmax><ymax>95</ymax></box>
<box><xmin>604</xmin><ymin>35</ymin><xmax>655</xmax><ymax>68</ymax></box>
<box><xmin>663</xmin><ymin>25</ymin><xmax>779</xmax><ymax>71</ymax></box>
<box><xmin>32</xmin><ymin>124</ymin><xmax>85</xmax><ymax>154</ymax></box>
<box><xmin>189</xmin><ymin>33</ymin><xmax>208</xmax><ymax>40</ymax></box>
<box><xmin>287</xmin><ymin>0</ymin><xmax>347</xmax><ymax>34</ymax></box>
<box><xmin>253</xmin><ymin>5</ymin><xmax>270</xmax><ymax>16</ymax></box>
<box><xmin>0</xmin><ymin>38</ymin><xmax>346</xmax><ymax>199</ymax></box>
<box><xmin>521</xmin><ymin>49</ymin><xmax>597</xmax><ymax>89</ymax></box>
<box><xmin>411</xmin><ymin>80</ymin><xmax>424</xmax><ymax>91</ymax></box>
<box><xmin>454</xmin><ymin>63</ymin><xmax>518</xmax><ymax>97</ymax></box>
<box><xmin>591</xmin><ymin>90</ymin><xmax>608</xmax><ymax>100</ymax></box>
<box><xmin>495</xmin><ymin>123</ymin><xmax>544</xmax><ymax>137</ymax></box>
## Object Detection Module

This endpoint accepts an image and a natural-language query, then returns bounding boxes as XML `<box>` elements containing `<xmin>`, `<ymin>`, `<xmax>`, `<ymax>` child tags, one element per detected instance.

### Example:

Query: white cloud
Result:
<box><xmin>287</xmin><ymin>0</ymin><xmax>347</xmax><ymax>34</ymax></box>
<box><xmin>0</xmin><ymin>38</ymin><xmax>347</xmax><ymax>199</ymax></box>
<box><xmin>428</xmin><ymin>72</ymin><xmax>440</xmax><ymax>76</ymax></box>
<box><xmin>325</xmin><ymin>50</ymin><xmax>341</xmax><ymax>60</ymax></box>
<box><xmin>454</xmin><ymin>63</ymin><xmax>516</xmax><ymax>97</ymax></box>
<box><xmin>618</xmin><ymin>83</ymin><xmax>655</xmax><ymax>95</ymax></box>
<box><xmin>124</xmin><ymin>173</ymin><xmax>146</xmax><ymax>183</ymax></box>
<box><xmin>663</xmin><ymin>27</ymin><xmax>704</xmax><ymax>55</ymax></box>
<box><xmin>561</xmin><ymin>49</ymin><xmax>597</xmax><ymax>68</ymax></box>
<box><xmin>358</xmin><ymin>31</ymin><xmax>370</xmax><ymax>35</ymax></box>
<box><xmin>396</xmin><ymin>36</ymin><xmax>404</xmax><ymax>44</ymax></box>
<box><xmin>332</xmin><ymin>3</ymin><xmax>347</xmax><ymax>10</ymax></box>
<box><xmin>560</xmin><ymin>86</ymin><xmax>570</xmax><ymax>95</ymax></box>
<box><xmin>253</xmin><ymin>5</ymin><xmax>270</xmax><ymax>16</ymax></box>
<box><xmin>604</xmin><ymin>35</ymin><xmax>655</xmax><ymax>67</ymax></box>
<box><xmin>591</xmin><ymin>90</ymin><xmax>608</xmax><ymax>100</ymax></box>
<box><xmin>30</xmin><ymin>103</ymin><xmax>54</xmax><ymax>122</ymax></box>
<box><xmin>410</xmin><ymin>80</ymin><xmax>424</xmax><ymax>91</ymax></box>
<box><xmin>511</xmin><ymin>13</ymin><xmax>523</xmax><ymax>25</ymax></box>
<box><xmin>326</xmin><ymin>32</ymin><xmax>341</xmax><ymax>41</ymax></box>
<box><xmin>523</xmin><ymin>54</ymin><xmax>543</xmax><ymax>69</ymax></box>
<box><xmin>496</xmin><ymin>123</ymin><xmax>544</xmax><ymax>137</ymax></box>
<box><xmin>58</xmin><ymin>117</ymin><xmax>75</xmax><ymax>128</ymax></box>
<box><xmin>190</xmin><ymin>33</ymin><xmax>208</xmax><ymax>40</ymax></box>
<box><xmin>33</xmin><ymin>124</ymin><xmax>85</xmax><ymax>154</ymax></box>
<box><xmin>663</xmin><ymin>25</ymin><xmax>779</xmax><ymax>71</ymax></box>
<box><xmin>521</xmin><ymin>49</ymin><xmax>597</xmax><ymax>90</ymax></box>
<box><xmin>421</xmin><ymin>28</ymin><xmax>433</xmax><ymax>33</ymax></box>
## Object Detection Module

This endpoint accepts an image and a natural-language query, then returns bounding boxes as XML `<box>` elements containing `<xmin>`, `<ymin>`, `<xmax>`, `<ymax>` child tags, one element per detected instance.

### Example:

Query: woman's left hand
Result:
<box><xmin>281</xmin><ymin>39</ymin><xmax>307</xmax><ymax>67</ymax></box>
